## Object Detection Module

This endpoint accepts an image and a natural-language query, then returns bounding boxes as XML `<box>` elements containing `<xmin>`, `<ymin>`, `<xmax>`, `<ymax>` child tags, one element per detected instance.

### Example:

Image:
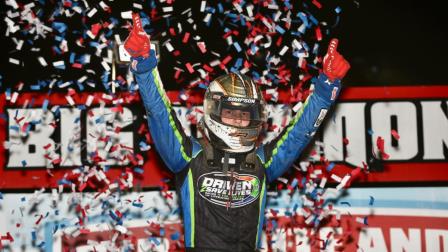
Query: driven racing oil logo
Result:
<box><xmin>198</xmin><ymin>172</ymin><xmax>260</xmax><ymax>208</ymax></box>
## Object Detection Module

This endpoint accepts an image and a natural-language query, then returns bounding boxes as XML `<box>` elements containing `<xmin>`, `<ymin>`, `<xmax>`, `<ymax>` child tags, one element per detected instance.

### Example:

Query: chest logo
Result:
<box><xmin>197</xmin><ymin>172</ymin><xmax>261</xmax><ymax>208</ymax></box>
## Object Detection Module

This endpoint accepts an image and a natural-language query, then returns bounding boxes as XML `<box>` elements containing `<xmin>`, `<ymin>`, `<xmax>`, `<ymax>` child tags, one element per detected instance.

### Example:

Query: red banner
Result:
<box><xmin>1</xmin><ymin>85</ymin><xmax>448</xmax><ymax>190</ymax></box>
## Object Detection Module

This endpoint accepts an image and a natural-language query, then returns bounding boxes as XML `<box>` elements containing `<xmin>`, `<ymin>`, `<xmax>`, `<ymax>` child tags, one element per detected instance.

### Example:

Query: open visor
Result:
<box><xmin>204</xmin><ymin>94</ymin><xmax>266</xmax><ymax>128</ymax></box>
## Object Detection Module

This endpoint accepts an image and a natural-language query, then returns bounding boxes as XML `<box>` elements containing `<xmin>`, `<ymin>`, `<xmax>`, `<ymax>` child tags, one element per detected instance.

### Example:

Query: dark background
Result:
<box><xmin>336</xmin><ymin>0</ymin><xmax>448</xmax><ymax>86</ymax></box>
<box><xmin>1</xmin><ymin>0</ymin><xmax>447</xmax><ymax>89</ymax></box>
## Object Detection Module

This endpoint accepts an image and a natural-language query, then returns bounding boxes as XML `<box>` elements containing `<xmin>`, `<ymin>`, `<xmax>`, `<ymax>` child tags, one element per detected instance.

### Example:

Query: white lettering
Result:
<box><xmin>242</xmin><ymin>181</ymin><xmax>252</xmax><ymax>190</ymax></box>
<box><xmin>212</xmin><ymin>179</ymin><xmax>224</xmax><ymax>188</ymax></box>
<box><xmin>291</xmin><ymin>228</ymin><xmax>311</xmax><ymax>252</ymax></box>
<box><xmin>7</xmin><ymin>109</ymin><xmax>55</xmax><ymax>167</ymax></box>
<box><xmin>422</xmin><ymin>101</ymin><xmax>448</xmax><ymax>159</ymax></box>
<box><xmin>425</xmin><ymin>229</ymin><xmax>448</xmax><ymax>252</ymax></box>
<box><xmin>203</xmin><ymin>178</ymin><xmax>214</xmax><ymax>187</ymax></box>
<box><xmin>136</xmin><ymin>237</ymin><xmax>170</xmax><ymax>252</ymax></box>
<box><xmin>227</xmin><ymin>97</ymin><xmax>255</xmax><ymax>103</ymax></box>
<box><xmin>323</xmin><ymin>103</ymin><xmax>367</xmax><ymax>166</ymax></box>
<box><xmin>390</xmin><ymin>228</ymin><xmax>421</xmax><ymax>252</ymax></box>
<box><xmin>270</xmin><ymin>228</ymin><xmax>287</xmax><ymax>252</ymax></box>
<box><xmin>358</xmin><ymin>227</ymin><xmax>388</xmax><ymax>252</ymax></box>
<box><xmin>86</xmin><ymin>107</ymin><xmax>134</xmax><ymax>165</ymax></box>
<box><xmin>371</xmin><ymin>102</ymin><xmax>418</xmax><ymax>160</ymax></box>
<box><xmin>319</xmin><ymin>227</ymin><xmax>343</xmax><ymax>252</ymax></box>
<box><xmin>60</xmin><ymin>108</ymin><xmax>82</xmax><ymax>166</ymax></box>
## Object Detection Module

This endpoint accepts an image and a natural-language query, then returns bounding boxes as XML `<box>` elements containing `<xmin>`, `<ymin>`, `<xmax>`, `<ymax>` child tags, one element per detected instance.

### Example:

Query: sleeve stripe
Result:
<box><xmin>152</xmin><ymin>68</ymin><xmax>192</xmax><ymax>162</ymax></box>
<box><xmin>188</xmin><ymin>169</ymin><xmax>195</xmax><ymax>246</ymax></box>
<box><xmin>255</xmin><ymin>177</ymin><xmax>266</xmax><ymax>247</ymax></box>
<box><xmin>264</xmin><ymin>95</ymin><xmax>312</xmax><ymax>168</ymax></box>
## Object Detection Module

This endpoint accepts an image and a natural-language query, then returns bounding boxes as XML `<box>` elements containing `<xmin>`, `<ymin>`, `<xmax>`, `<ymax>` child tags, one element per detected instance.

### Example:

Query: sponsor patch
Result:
<box><xmin>198</xmin><ymin>172</ymin><xmax>260</xmax><ymax>208</ymax></box>
<box><xmin>225</xmin><ymin>96</ymin><xmax>256</xmax><ymax>104</ymax></box>
<box><xmin>131</xmin><ymin>59</ymin><xmax>138</xmax><ymax>71</ymax></box>
<box><xmin>331</xmin><ymin>87</ymin><xmax>339</xmax><ymax>100</ymax></box>
<box><xmin>314</xmin><ymin>109</ymin><xmax>328</xmax><ymax>127</ymax></box>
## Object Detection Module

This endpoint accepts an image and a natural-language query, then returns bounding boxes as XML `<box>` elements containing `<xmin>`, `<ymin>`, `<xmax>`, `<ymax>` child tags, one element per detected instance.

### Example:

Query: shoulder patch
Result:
<box><xmin>314</xmin><ymin>109</ymin><xmax>328</xmax><ymax>127</ymax></box>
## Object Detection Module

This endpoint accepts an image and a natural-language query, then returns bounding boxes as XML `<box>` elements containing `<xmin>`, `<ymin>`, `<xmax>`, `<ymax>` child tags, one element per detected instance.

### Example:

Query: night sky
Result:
<box><xmin>336</xmin><ymin>0</ymin><xmax>448</xmax><ymax>86</ymax></box>
<box><xmin>1</xmin><ymin>0</ymin><xmax>447</xmax><ymax>89</ymax></box>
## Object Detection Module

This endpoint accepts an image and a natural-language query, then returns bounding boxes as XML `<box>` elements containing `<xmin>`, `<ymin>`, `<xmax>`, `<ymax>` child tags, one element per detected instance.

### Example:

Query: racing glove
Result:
<box><xmin>124</xmin><ymin>13</ymin><xmax>150</xmax><ymax>58</ymax></box>
<box><xmin>323</xmin><ymin>38</ymin><xmax>350</xmax><ymax>81</ymax></box>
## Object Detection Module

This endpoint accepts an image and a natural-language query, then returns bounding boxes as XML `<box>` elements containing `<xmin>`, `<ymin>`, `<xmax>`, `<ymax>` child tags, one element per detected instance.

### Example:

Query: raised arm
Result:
<box><xmin>125</xmin><ymin>13</ymin><xmax>192</xmax><ymax>173</ymax></box>
<box><xmin>261</xmin><ymin>39</ymin><xmax>350</xmax><ymax>182</ymax></box>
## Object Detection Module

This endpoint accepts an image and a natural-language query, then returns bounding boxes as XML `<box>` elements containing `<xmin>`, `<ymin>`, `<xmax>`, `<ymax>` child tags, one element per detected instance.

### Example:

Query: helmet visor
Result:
<box><xmin>204</xmin><ymin>94</ymin><xmax>266</xmax><ymax>128</ymax></box>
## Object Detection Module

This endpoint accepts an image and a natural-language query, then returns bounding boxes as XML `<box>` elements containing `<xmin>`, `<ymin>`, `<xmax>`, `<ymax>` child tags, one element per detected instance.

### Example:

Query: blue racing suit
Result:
<box><xmin>132</xmin><ymin>50</ymin><xmax>341</xmax><ymax>251</ymax></box>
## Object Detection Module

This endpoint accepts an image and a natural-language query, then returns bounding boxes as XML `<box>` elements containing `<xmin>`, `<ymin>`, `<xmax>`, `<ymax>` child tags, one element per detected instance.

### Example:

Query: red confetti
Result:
<box><xmin>185</xmin><ymin>63</ymin><xmax>195</xmax><ymax>73</ymax></box>
<box><xmin>35</xmin><ymin>214</ymin><xmax>43</xmax><ymax>225</ymax></box>
<box><xmin>315</xmin><ymin>26</ymin><xmax>322</xmax><ymax>41</ymax></box>
<box><xmin>91</xmin><ymin>23</ymin><xmax>102</xmax><ymax>36</ymax></box>
<box><xmin>182</xmin><ymin>32</ymin><xmax>190</xmax><ymax>43</ymax></box>
<box><xmin>376</xmin><ymin>136</ymin><xmax>390</xmax><ymax>160</ymax></box>
<box><xmin>312</xmin><ymin>0</ymin><xmax>322</xmax><ymax>9</ymax></box>
<box><xmin>391</xmin><ymin>129</ymin><xmax>400</xmax><ymax>140</ymax></box>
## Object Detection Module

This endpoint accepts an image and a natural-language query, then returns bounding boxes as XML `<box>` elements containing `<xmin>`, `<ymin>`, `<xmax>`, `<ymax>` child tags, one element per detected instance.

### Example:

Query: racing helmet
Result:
<box><xmin>202</xmin><ymin>72</ymin><xmax>267</xmax><ymax>153</ymax></box>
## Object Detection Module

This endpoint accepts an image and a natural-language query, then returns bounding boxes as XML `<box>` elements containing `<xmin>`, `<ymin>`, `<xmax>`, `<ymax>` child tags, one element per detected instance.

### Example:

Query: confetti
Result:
<box><xmin>0</xmin><ymin>2</ymin><xmax>355</xmax><ymax>251</ymax></box>
<box><xmin>356</xmin><ymin>216</ymin><xmax>368</xmax><ymax>225</ymax></box>
<box><xmin>369</xmin><ymin>196</ymin><xmax>375</xmax><ymax>206</ymax></box>
<box><xmin>391</xmin><ymin>129</ymin><xmax>400</xmax><ymax>140</ymax></box>
<box><xmin>376</xmin><ymin>136</ymin><xmax>390</xmax><ymax>160</ymax></box>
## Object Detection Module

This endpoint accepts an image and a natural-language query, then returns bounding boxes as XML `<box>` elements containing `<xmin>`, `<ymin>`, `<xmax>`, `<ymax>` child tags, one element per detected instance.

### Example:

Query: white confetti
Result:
<box><xmin>37</xmin><ymin>57</ymin><xmax>47</xmax><ymax>67</ymax></box>
<box><xmin>87</xmin><ymin>8</ymin><xmax>97</xmax><ymax>18</ymax></box>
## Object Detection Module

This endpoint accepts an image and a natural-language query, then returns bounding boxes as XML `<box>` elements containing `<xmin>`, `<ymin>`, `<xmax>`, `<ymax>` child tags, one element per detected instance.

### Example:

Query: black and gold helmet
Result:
<box><xmin>203</xmin><ymin>72</ymin><xmax>267</xmax><ymax>152</ymax></box>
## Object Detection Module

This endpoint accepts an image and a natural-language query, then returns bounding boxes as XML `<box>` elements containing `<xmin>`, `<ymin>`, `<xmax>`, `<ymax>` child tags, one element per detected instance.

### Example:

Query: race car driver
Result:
<box><xmin>125</xmin><ymin>13</ymin><xmax>350</xmax><ymax>252</ymax></box>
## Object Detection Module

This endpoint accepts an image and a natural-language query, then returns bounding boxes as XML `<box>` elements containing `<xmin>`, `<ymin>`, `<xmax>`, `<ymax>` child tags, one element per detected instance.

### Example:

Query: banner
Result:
<box><xmin>1</xmin><ymin>187</ymin><xmax>447</xmax><ymax>251</ymax></box>
<box><xmin>1</xmin><ymin>85</ymin><xmax>448</xmax><ymax>190</ymax></box>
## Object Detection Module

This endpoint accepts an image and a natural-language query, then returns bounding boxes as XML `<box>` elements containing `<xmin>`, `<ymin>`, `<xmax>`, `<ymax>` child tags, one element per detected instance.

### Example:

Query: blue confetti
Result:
<box><xmin>57</xmin><ymin>179</ymin><xmax>71</xmax><ymax>185</ymax></box>
<box><xmin>297</xmin><ymin>12</ymin><xmax>309</xmax><ymax>27</ymax></box>
<box><xmin>52</xmin><ymin>22</ymin><xmax>67</xmax><ymax>33</ymax></box>
<box><xmin>326</xmin><ymin>162</ymin><xmax>335</xmax><ymax>172</ymax></box>
<box><xmin>37</xmin><ymin>241</ymin><xmax>45</xmax><ymax>248</ymax></box>
<box><xmin>170</xmin><ymin>231</ymin><xmax>180</xmax><ymax>241</ymax></box>
<box><xmin>132</xmin><ymin>202</ymin><xmax>143</xmax><ymax>208</ymax></box>
<box><xmin>9</xmin><ymin>125</ymin><xmax>20</xmax><ymax>132</ymax></box>
<box><xmin>335</xmin><ymin>6</ymin><xmax>342</xmax><ymax>14</ymax></box>
<box><xmin>290</xmin><ymin>178</ymin><xmax>298</xmax><ymax>188</ymax></box>
<box><xmin>133</xmin><ymin>167</ymin><xmax>144</xmax><ymax>174</ymax></box>
<box><xmin>95</xmin><ymin>116</ymin><xmax>105</xmax><ymax>124</ymax></box>
<box><xmin>149</xmin><ymin>237</ymin><xmax>161</xmax><ymax>246</ymax></box>
<box><xmin>30</xmin><ymin>84</ymin><xmax>41</xmax><ymax>90</ymax></box>
<box><xmin>31</xmin><ymin>230</ymin><xmax>37</xmax><ymax>241</ymax></box>
<box><xmin>293</xmin><ymin>204</ymin><xmax>299</xmax><ymax>212</ymax></box>
<box><xmin>369</xmin><ymin>196</ymin><xmax>375</xmax><ymax>206</ymax></box>
<box><xmin>53</xmin><ymin>225</ymin><xmax>59</xmax><ymax>234</ymax></box>
<box><xmin>340</xmin><ymin>201</ymin><xmax>351</xmax><ymax>207</ymax></box>
<box><xmin>139</xmin><ymin>141</ymin><xmax>150</xmax><ymax>151</ymax></box>
<box><xmin>271</xmin><ymin>220</ymin><xmax>278</xmax><ymax>230</ymax></box>
<box><xmin>109</xmin><ymin>210</ymin><xmax>119</xmax><ymax>222</ymax></box>
<box><xmin>69</xmin><ymin>53</ymin><xmax>76</xmax><ymax>64</ymax></box>
<box><xmin>42</xmin><ymin>99</ymin><xmax>49</xmax><ymax>111</ymax></box>
<box><xmin>275</xmin><ymin>25</ymin><xmax>286</xmax><ymax>34</ymax></box>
